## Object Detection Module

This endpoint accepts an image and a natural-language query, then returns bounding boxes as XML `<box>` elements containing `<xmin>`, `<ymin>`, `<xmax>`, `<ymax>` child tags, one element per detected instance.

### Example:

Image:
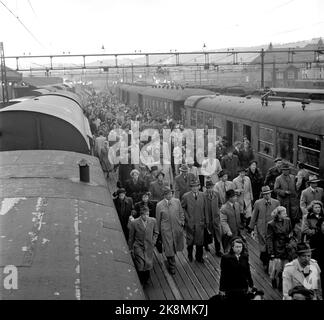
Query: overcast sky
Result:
<box><xmin>1</xmin><ymin>0</ymin><xmax>324</xmax><ymax>57</ymax></box>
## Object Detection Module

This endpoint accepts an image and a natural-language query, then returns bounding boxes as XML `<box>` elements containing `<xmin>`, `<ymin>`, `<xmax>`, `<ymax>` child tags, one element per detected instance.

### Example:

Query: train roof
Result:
<box><xmin>121</xmin><ymin>84</ymin><xmax>214</xmax><ymax>101</ymax></box>
<box><xmin>41</xmin><ymin>90</ymin><xmax>83</xmax><ymax>109</ymax></box>
<box><xmin>269</xmin><ymin>87</ymin><xmax>324</xmax><ymax>94</ymax></box>
<box><xmin>185</xmin><ymin>95</ymin><xmax>324</xmax><ymax>136</ymax></box>
<box><xmin>0</xmin><ymin>150</ymin><xmax>144</xmax><ymax>300</ymax></box>
<box><xmin>0</xmin><ymin>95</ymin><xmax>91</xmax><ymax>153</ymax></box>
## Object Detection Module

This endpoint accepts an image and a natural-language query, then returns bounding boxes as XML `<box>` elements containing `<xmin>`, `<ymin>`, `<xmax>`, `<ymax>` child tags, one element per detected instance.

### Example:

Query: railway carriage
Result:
<box><xmin>184</xmin><ymin>95</ymin><xmax>324</xmax><ymax>180</ymax></box>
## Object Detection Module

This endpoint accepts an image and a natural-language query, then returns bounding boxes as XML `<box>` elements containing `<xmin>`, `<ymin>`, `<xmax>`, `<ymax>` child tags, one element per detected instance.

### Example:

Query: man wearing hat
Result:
<box><xmin>274</xmin><ymin>162</ymin><xmax>300</xmax><ymax>227</ymax></box>
<box><xmin>149</xmin><ymin>170</ymin><xmax>169</xmax><ymax>202</ymax></box>
<box><xmin>282</xmin><ymin>242</ymin><xmax>322</xmax><ymax>300</ymax></box>
<box><xmin>233</xmin><ymin>167</ymin><xmax>253</xmax><ymax>228</ymax></box>
<box><xmin>264</xmin><ymin>157</ymin><xmax>283</xmax><ymax>198</ymax></box>
<box><xmin>181</xmin><ymin>177</ymin><xmax>207</xmax><ymax>262</ymax></box>
<box><xmin>174</xmin><ymin>164</ymin><xmax>191</xmax><ymax>201</ymax></box>
<box><xmin>248</xmin><ymin>186</ymin><xmax>280</xmax><ymax>270</ymax></box>
<box><xmin>203</xmin><ymin>180</ymin><xmax>223</xmax><ymax>256</ymax></box>
<box><xmin>220</xmin><ymin>147</ymin><xmax>240</xmax><ymax>181</ymax></box>
<box><xmin>214</xmin><ymin>170</ymin><xmax>235</xmax><ymax>205</ymax></box>
<box><xmin>156</xmin><ymin>187</ymin><xmax>185</xmax><ymax>275</ymax></box>
<box><xmin>300</xmin><ymin>175</ymin><xmax>324</xmax><ymax>216</ymax></box>
<box><xmin>124</xmin><ymin>169</ymin><xmax>148</xmax><ymax>204</ymax></box>
<box><xmin>220</xmin><ymin>189</ymin><xmax>243</xmax><ymax>253</ymax></box>
<box><xmin>113</xmin><ymin>188</ymin><xmax>135</xmax><ymax>241</ymax></box>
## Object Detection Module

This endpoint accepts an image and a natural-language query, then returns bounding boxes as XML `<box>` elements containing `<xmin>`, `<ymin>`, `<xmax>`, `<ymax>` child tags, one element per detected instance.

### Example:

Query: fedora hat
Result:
<box><xmin>162</xmin><ymin>186</ymin><xmax>173</xmax><ymax>196</ymax></box>
<box><xmin>249</xmin><ymin>160</ymin><xmax>258</xmax><ymax>166</ymax></box>
<box><xmin>280</xmin><ymin>163</ymin><xmax>290</xmax><ymax>170</ymax></box>
<box><xmin>218</xmin><ymin>170</ymin><xmax>228</xmax><ymax>178</ymax></box>
<box><xmin>296</xmin><ymin>242</ymin><xmax>314</xmax><ymax>255</ymax></box>
<box><xmin>261</xmin><ymin>186</ymin><xmax>272</xmax><ymax>194</ymax></box>
<box><xmin>130</xmin><ymin>169</ymin><xmax>140</xmax><ymax>177</ymax></box>
<box><xmin>308</xmin><ymin>175</ymin><xmax>321</xmax><ymax>183</ymax></box>
<box><xmin>179</xmin><ymin>164</ymin><xmax>189</xmax><ymax>172</ymax></box>
<box><xmin>190</xmin><ymin>178</ymin><xmax>200</xmax><ymax>187</ymax></box>
<box><xmin>226</xmin><ymin>189</ymin><xmax>236</xmax><ymax>199</ymax></box>
<box><xmin>116</xmin><ymin>188</ymin><xmax>126</xmax><ymax>195</ymax></box>
<box><xmin>156</xmin><ymin>170</ymin><xmax>165</xmax><ymax>177</ymax></box>
<box><xmin>237</xmin><ymin>167</ymin><xmax>246</xmax><ymax>174</ymax></box>
<box><xmin>205</xmin><ymin>180</ymin><xmax>215</xmax><ymax>188</ymax></box>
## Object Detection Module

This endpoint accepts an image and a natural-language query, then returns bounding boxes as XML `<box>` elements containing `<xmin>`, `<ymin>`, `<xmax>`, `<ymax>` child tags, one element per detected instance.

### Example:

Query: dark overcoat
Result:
<box><xmin>219</xmin><ymin>253</ymin><xmax>254</xmax><ymax>293</ymax></box>
<box><xmin>181</xmin><ymin>191</ymin><xmax>207</xmax><ymax>246</ymax></box>
<box><xmin>128</xmin><ymin>217</ymin><xmax>158</xmax><ymax>271</ymax></box>
<box><xmin>203</xmin><ymin>190</ymin><xmax>222</xmax><ymax>244</ymax></box>
<box><xmin>113</xmin><ymin>196</ymin><xmax>134</xmax><ymax>240</ymax></box>
<box><xmin>174</xmin><ymin>174</ymin><xmax>191</xmax><ymax>200</ymax></box>
<box><xmin>124</xmin><ymin>178</ymin><xmax>147</xmax><ymax>204</ymax></box>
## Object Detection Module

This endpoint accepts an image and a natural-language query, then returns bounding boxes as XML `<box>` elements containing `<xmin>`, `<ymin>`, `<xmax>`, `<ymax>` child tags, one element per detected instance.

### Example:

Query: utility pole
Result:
<box><xmin>261</xmin><ymin>48</ymin><xmax>265</xmax><ymax>89</ymax></box>
<box><xmin>0</xmin><ymin>42</ymin><xmax>9</xmax><ymax>107</ymax></box>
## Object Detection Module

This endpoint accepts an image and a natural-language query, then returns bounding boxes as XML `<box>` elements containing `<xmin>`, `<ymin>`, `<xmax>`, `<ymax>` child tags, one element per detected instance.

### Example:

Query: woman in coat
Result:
<box><xmin>155</xmin><ymin>187</ymin><xmax>185</xmax><ymax>275</ymax></box>
<box><xmin>301</xmin><ymin>200</ymin><xmax>324</xmax><ymax>242</ymax></box>
<box><xmin>245</xmin><ymin>160</ymin><xmax>263</xmax><ymax>205</ymax></box>
<box><xmin>219</xmin><ymin>237</ymin><xmax>254</xmax><ymax>300</ymax></box>
<box><xmin>128</xmin><ymin>206</ymin><xmax>158</xmax><ymax>285</ymax></box>
<box><xmin>266</xmin><ymin>206</ymin><xmax>293</xmax><ymax>289</ymax></box>
<box><xmin>99</xmin><ymin>141</ymin><xmax>113</xmax><ymax>178</ymax></box>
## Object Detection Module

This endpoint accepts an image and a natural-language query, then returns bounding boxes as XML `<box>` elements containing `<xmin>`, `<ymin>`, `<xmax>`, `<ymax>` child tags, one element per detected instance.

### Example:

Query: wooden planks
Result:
<box><xmin>107</xmin><ymin>174</ymin><xmax>282</xmax><ymax>301</ymax></box>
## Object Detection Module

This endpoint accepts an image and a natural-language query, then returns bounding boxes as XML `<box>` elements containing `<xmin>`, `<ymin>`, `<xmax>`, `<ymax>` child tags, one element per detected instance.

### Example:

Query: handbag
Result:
<box><xmin>156</xmin><ymin>234</ymin><xmax>163</xmax><ymax>253</ymax></box>
<box><xmin>204</xmin><ymin>228</ymin><xmax>213</xmax><ymax>245</ymax></box>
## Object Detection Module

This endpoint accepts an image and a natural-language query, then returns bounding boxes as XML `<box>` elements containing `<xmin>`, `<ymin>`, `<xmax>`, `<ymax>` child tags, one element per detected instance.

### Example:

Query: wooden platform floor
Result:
<box><xmin>107</xmin><ymin>173</ymin><xmax>282</xmax><ymax>301</ymax></box>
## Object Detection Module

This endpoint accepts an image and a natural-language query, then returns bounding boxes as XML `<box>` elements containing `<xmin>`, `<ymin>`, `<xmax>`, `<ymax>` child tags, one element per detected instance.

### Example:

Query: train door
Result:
<box><xmin>226</xmin><ymin>120</ymin><xmax>233</xmax><ymax>146</ymax></box>
<box><xmin>243</xmin><ymin>124</ymin><xmax>252</xmax><ymax>142</ymax></box>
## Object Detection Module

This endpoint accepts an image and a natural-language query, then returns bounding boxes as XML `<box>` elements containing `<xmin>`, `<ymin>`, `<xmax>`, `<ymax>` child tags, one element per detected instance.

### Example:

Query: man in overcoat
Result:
<box><xmin>300</xmin><ymin>175</ymin><xmax>324</xmax><ymax>216</ymax></box>
<box><xmin>113</xmin><ymin>188</ymin><xmax>135</xmax><ymax>241</ymax></box>
<box><xmin>128</xmin><ymin>206</ymin><xmax>159</xmax><ymax>285</ymax></box>
<box><xmin>174</xmin><ymin>164</ymin><xmax>191</xmax><ymax>200</ymax></box>
<box><xmin>220</xmin><ymin>189</ymin><xmax>243</xmax><ymax>253</ymax></box>
<box><xmin>181</xmin><ymin>177</ymin><xmax>207</xmax><ymax>263</ymax></box>
<box><xmin>248</xmin><ymin>186</ymin><xmax>280</xmax><ymax>269</ymax></box>
<box><xmin>214</xmin><ymin>170</ymin><xmax>235</xmax><ymax>205</ymax></box>
<box><xmin>220</xmin><ymin>148</ymin><xmax>240</xmax><ymax>181</ymax></box>
<box><xmin>233</xmin><ymin>167</ymin><xmax>254</xmax><ymax>228</ymax></box>
<box><xmin>274</xmin><ymin>163</ymin><xmax>300</xmax><ymax>226</ymax></box>
<box><xmin>156</xmin><ymin>187</ymin><xmax>185</xmax><ymax>275</ymax></box>
<box><xmin>203</xmin><ymin>180</ymin><xmax>223</xmax><ymax>256</ymax></box>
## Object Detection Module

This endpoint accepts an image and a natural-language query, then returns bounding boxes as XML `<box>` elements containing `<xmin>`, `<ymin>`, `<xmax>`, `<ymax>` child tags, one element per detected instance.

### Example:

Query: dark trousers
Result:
<box><xmin>167</xmin><ymin>256</ymin><xmax>176</xmax><ymax>272</ymax></box>
<box><xmin>188</xmin><ymin>245</ymin><xmax>203</xmax><ymax>260</ymax></box>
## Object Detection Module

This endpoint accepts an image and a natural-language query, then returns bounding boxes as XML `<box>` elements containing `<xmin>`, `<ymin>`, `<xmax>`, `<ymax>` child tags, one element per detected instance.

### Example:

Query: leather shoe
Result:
<box><xmin>188</xmin><ymin>254</ymin><xmax>193</xmax><ymax>262</ymax></box>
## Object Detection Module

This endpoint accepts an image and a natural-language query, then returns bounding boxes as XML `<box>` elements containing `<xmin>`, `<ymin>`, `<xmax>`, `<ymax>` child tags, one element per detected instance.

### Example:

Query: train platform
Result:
<box><xmin>107</xmin><ymin>173</ymin><xmax>283</xmax><ymax>301</ymax></box>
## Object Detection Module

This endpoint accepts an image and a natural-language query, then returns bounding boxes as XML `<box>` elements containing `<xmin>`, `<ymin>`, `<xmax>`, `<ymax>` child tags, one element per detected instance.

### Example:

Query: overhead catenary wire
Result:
<box><xmin>27</xmin><ymin>0</ymin><xmax>37</xmax><ymax>17</ymax></box>
<box><xmin>0</xmin><ymin>0</ymin><xmax>44</xmax><ymax>48</ymax></box>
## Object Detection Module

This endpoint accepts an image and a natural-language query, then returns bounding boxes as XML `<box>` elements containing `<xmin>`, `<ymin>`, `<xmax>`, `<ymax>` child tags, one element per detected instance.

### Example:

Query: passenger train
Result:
<box><xmin>0</xmin><ymin>91</ymin><xmax>145</xmax><ymax>300</ymax></box>
<box><xmin>114</xmin><ymin>84</ymin><xmax>324</xmax><ymax>181</ymax></box>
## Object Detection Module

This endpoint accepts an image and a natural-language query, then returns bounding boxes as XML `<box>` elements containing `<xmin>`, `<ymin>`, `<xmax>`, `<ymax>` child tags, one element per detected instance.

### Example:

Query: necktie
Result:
<box><xmin>223</xmin><ymin>182</ymin><xmax>226</xmax><ymax>195</ymax></box>
<box><xmin>194</xmin><ymin>193</ymin><xmax>197</xmax><ymax>200</ymax></box>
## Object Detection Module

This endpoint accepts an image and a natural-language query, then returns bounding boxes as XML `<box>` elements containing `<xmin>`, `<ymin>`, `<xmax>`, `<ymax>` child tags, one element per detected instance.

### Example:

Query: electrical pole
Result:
<box><xmin>261</xmin><ymin>48</ymin><xmax>265</xmax><ymax>89</ymax></box>
<box><xmin>0</xmin><ymin>42</ymin><xmax>9</xmax><ymax>107</ymax></box>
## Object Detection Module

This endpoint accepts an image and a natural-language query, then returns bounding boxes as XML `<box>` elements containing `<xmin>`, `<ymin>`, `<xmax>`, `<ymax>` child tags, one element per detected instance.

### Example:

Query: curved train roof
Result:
<box><xmin>121</xmin><ymin>84</ymin><xmax>215</xmax><ymax>101</ymax></box>
<box><xmin>185</xmin><ymin>95</ymin><xmax>324</xmax><ymax>136</ymax></box>
<box><xmin>41</xmin><ymin>90</ymin><xmax>83</xmax><ymax>109</ymax></box>
<box><xmin>0</xmin><ymin>150</ymin><xmax>144</xmax><ymax>300</ymax></box>
<box><xmin>0</xmin><ymin>95</ymin><xmax>91</xmax><ymax>153</ymax></box>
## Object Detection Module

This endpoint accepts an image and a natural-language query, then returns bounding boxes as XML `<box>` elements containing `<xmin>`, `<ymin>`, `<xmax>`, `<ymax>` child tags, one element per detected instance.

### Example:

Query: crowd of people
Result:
<box><xmin>82</xmin><ymin>86</ymin><xmax>323</xmax><ymax>300</ymax></box>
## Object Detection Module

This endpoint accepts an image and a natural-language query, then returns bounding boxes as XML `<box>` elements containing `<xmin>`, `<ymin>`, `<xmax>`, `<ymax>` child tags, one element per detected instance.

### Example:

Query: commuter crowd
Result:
<box><xmin>83</xmin><ymin>87</ymin><xmax>323</xmax><ymax>300</ymax></box>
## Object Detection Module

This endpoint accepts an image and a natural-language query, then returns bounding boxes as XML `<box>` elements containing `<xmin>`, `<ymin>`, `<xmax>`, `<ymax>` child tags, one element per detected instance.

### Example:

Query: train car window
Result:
<box><xmin>206</xmin><ymin>113</ymin><xmax>213</xmax><ymax>128</ymax></box>
<box><xmin>191</xmin><ymin>110</ymin><xmax>197</xmax><ymax>127</ymax></box>
<box><xmin>233</xmin><ymin>123</ymin><xmax>240</xmax><ymax>143</ymax></box>
<box><xmin>297</xmin><ymin>136</ymin><xmax>321</xmax><ymax>173</ymax></box>
<box><xmin>197</xmin><ymin>111</ymin><xmax>204</xmax><ymax>128</ymax></box>
<box><xmin>243</xmin><ymin>125</ymin><xmax>252</xmax><ymax>143</ymax></box>
<box><xmin>277</xmin><ymin>130</ymin><xmax>293</xmax><ymax>163</ymax></box>
<box><xmin>258</xmin><ymin>126</ymin><xmax>274</xmax><ymax>157</ymax></box>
